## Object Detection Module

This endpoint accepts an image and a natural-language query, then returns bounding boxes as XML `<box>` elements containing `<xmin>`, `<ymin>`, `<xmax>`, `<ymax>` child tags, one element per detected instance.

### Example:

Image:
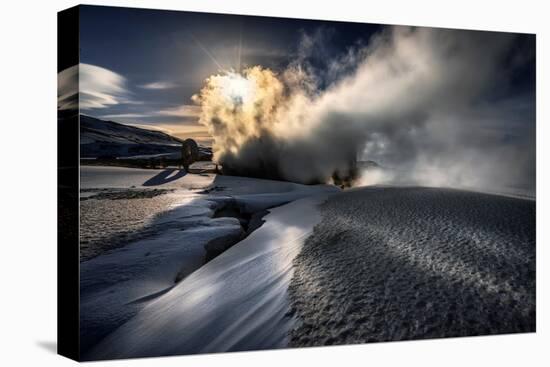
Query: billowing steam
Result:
<box><xmin>193</xmin><ymin>26</ymin><xmax>535</xmax><ymax>193</ymax></box>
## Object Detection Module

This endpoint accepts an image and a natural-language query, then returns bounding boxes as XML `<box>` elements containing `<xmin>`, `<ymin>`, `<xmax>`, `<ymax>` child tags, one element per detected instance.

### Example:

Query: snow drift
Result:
<box><xmin>86</xmin><ymin>194</ymin><xmax>332</xmax><ymax>359</ymax></box>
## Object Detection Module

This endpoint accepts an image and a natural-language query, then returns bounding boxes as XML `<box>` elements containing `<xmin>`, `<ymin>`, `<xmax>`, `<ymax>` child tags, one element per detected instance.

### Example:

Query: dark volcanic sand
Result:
<box><xmin>288</xmin><ymin>187</ymin><xmax>535</xmax><ymax>346</ymax></box>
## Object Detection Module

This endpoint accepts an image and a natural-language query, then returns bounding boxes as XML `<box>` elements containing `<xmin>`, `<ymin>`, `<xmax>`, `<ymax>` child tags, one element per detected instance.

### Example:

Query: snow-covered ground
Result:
<box><xmin>79</xmin><ymin>166</ymin><xmax>339</xmax><ymax>358</ymax></box>
<box><xmin>288</xmin><ymin>187</ymin><xmax>535</xmax><ymax>346</ymax></box>
<box><xmin>80</xmin><ymin>166</ymin><xmax>214</xmax><ymax>189</ymax></box>
<box><xmin>80</xmin><ymin>195</ymin><xmax>242</xmax><ymax>352</ymax></box>
<box><xmin>80</xmin><ymin>166</ymin><xmax>534</xmax><ymax>359</ymax></box>
<box><xmin>85</xmin><ymin>194</ymin><xmax>331</xmax><ymax>359</ymax></box>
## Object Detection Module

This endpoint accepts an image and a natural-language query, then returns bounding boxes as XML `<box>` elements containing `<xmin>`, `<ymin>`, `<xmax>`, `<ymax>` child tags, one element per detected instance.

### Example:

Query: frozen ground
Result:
<box><xmin>80</xmin><ymin>166</ymin><xmax>214</xmax><ymax>260</ymax></box>
<box><xmin>80</xmin><ymin>166</ymin><xmax>214</xmax><ymax>190</ymax></box>
<box><xmin>79</xmin><ymin>166</ymin><xmax>330</xmax><ymax>259</ymax></box>
<box><xmin>80</xmin><ymin>167</ymin><xmax>534</xmax><ymax>359</ymax></box>
<box><xmin>85</xmin><ymin>194</ymin><xmax>331</xmax><ymax>360</ymax></box>
<box><xmin>79</xmin><ymin>166</ymin><xmax>338</xmax><ymax>357</ymax></box>
<box><xmin>80</xmin><ymin>190</ymin><xmax>187</xmax><ymax>260</ymax></box>
<box><xmin>288</xmin><ymin>187</ymin><xmax>535</xmax><ymax>346</ymax></box>
<box><xmin>80</xmin><ymin>194</ymin><xmax>242</xmax><ymax>353</ymax></box>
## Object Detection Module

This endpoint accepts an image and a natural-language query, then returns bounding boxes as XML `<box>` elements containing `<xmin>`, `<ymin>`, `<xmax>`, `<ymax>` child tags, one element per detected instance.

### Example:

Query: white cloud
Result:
<box><xmin>139</xmin><ymin>81</ymin><xmax>179</xmax><ymax>90</ymax></box>
<box><xmin>100</xmin><ymin>113</ymin><xmax>150</xmax><ymax>119</ymax></box>
<box><xmin>57</xmin><ymin>65</ymin><xmax>78</xmax><ymax>110</ymax></box>
<box><xmin>99</xmin><ymin>105</ymin><xmax>202</xmax><ymax>121</ymax></box>
<box><xmin>157</xmin><ymin>105</ymin><xmax>201</xmax><ymax>118</ymax></box>
<box><xmin>58</xmin><ymin>63</ymin><xmax>132</xmax><ymax>111</ymax></box>
<box><xmin>79</xmin><ymin>63</ymin><xmax>130</xmax><ymax>109</ymax></box>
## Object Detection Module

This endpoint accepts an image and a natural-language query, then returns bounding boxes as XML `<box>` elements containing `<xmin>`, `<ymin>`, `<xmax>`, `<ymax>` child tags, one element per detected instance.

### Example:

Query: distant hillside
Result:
<box><xmin>80</xmin><ymin>115</ymin><xmax>211</xmax><ymax>160</ymax></box>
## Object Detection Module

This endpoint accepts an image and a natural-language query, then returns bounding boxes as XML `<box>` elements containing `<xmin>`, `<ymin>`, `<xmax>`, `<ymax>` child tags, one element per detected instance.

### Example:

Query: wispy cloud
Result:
<box><xmin>79</xmin><ymin>63</ymin><xmax>131</xmax><ymax>109</ymax></box>
<box><xmin>100</xmin><ymin>105</ymin><xmax>202</xmax><ymax>121</ymax></box>
<box><xmin>139</xmin><ymin>81</ymin><xmax>179</xmax><ymax>90</ymax></box>
<box><xmin>58</xmin><ymin>63</ymin><xmax>149</xmax><ymax>111</ymax></box>
<box><xmin>100</xmin><ymin>113</ymin><xmax>150</xmax><ymax>119</ymax></box>
<box><xmin>58</xmin><ymin>65</ymin><xmax>78</xmax><ymax>110</ymax></box>
<box><xmin>157</xmin><ymin>105</ymin><xmax>201</xmax><ymax>118</ymax></box>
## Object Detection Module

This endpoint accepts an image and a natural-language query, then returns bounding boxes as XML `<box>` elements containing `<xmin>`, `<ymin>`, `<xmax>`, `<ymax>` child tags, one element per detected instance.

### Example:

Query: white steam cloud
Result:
<box><xmin>193</xmin><ymin>26</ymin><xmax>534</xmax><ymax>193</ymax></box>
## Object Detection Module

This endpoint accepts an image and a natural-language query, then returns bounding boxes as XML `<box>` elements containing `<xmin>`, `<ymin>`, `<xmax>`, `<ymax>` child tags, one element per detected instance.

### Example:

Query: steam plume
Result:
<box><xmin>193</xmin><ymin>26</ymin><xmax>534</xmax><ymax>193</ymax></box>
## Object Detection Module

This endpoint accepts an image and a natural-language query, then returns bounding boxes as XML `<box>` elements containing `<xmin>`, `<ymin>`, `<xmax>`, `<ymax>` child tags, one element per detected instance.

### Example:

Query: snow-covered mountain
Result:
<box><xmin>80</xmin><ymin>115</ymin><xmax>211</xmax><ymax>160</ymax></box>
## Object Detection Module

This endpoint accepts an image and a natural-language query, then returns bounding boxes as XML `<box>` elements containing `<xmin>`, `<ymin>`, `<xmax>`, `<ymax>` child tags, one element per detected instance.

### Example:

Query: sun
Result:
<box><xmin>220</xmin><ymin>72</ymin><xmax>255</xmax><ymax>105</ymax></box>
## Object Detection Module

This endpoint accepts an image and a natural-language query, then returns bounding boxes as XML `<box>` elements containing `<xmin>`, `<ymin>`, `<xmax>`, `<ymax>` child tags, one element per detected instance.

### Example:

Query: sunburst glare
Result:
<box><xmin>220</xmin><ymin>72</ymin><xmax>256</xmax><ymax>105</ymax></box>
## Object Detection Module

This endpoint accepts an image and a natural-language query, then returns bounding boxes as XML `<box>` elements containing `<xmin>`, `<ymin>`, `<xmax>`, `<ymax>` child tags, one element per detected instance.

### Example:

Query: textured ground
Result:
<box><xmin>79</xmin><ymin>190</ymin><xmax>186</xmax><ymax>261</ymax></box>
<box><xmin>288</xmin><ymin>187</ymin><xmax>535</xmax><ymax>346</ymax></box>
<box><xmin>78</xmin><ymin>166</ymin><xmax>340</xmax><ymax>357</ymax></box>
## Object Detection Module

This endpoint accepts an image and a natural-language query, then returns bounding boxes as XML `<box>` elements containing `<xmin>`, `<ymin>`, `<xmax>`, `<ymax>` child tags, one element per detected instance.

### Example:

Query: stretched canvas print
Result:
<box><xmin>57</xmin><ymin>5</ymin><xmax>536</xmax><ymax>361</ymax></box>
